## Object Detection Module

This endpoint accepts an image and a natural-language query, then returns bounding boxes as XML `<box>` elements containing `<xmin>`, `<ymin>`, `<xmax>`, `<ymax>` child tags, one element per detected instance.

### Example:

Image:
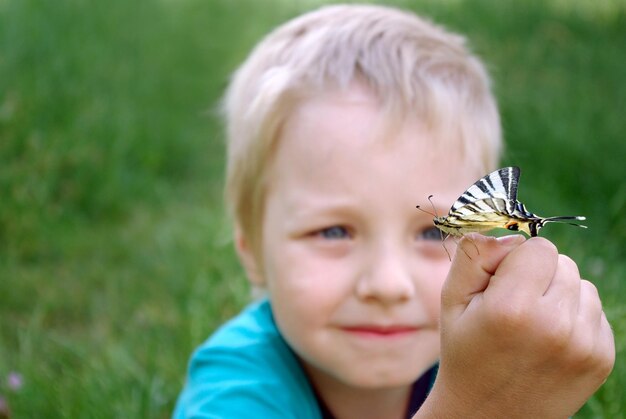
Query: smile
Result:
<box><xmin>340</xmin><ymin>325</ymin><xmax>420</xmax><ymax>338</ymax></box>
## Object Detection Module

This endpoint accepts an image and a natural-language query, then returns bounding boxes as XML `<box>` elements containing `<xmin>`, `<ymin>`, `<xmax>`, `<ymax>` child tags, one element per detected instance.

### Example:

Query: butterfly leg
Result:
<box><xmin>464</xmin><ymin>235</ymin><xmax>480</xmax><ymax>256</ymax></box>
<box><xmin>437</xmin><ymin>231</ymin><xmax>453</xmax><ymax>261</ymax></box>
<box><xmin>442</xmin><ymin>239</ymin><xmax>452</xmax><ymax>261</ymax></box>
<box><xmin>451</xmin><ymin>235</ymin><xmax>480</xmax><ymax>261</ymax></box>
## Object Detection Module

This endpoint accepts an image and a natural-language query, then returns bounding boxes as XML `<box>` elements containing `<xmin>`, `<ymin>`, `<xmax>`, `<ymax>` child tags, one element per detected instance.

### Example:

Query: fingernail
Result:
<box><xmin>496</xmin><ymin>234</ymin><xmax>525</xmax><ymax>246</ymax></box>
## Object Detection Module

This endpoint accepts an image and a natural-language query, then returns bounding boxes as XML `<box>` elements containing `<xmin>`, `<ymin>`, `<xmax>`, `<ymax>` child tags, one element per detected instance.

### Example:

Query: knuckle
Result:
<box><xmin>542</xmin><ymin>317</ymin><xmax>572</xmax><ymax>350</ymax></box>
<box><xmin>592</xmin><ymin>324</ymin><xmax>616</xmax><ymax>380</ymax></box>
<box><xmin>576</xmin><ymin>346</ymin><xmax>614</xmax><ymax>385</ymax></box>
<box><xmin>581</xmin><ymin>279</ymin><xmax>600</xmax><ymax>301</ymax></box>
<box><xmin>483</xmin><ymin>296</ymin><xmax>531</xmax><ymax>334</ymax></box>
<box><xmin>565</xmin><ymin>329</ymin><xmax>614</xmax><ymax>383</ymax></box>
<box><xmin>527</xmin><ymin>237</ymin><xmax>558</xmax><ymax>258</ymax></box>
<box><xmin>567</xmin><ymin>336</ymin><xmax>595</xmax><ymax>367</ymax></box>
<box><xmin>558</xmin><ymin>254</ymin><xmax>580</xmax><ymax>278</ymax></box>
<box><xmin>596</xmin><ymin>350</ymin><xmax>616</xmax><ymax>380</ymax></box>
<box><xmin>589</xmin><ymin>356</ymin><xmax>615</xmax><ymax>383</ymax></box>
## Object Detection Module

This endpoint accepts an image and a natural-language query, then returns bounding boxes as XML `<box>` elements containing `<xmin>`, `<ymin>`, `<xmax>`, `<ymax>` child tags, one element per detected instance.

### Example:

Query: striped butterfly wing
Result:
<box><xmin>434</xmin><ymin>167</ymin><xmax>586</xmax><ymax>237</ymax></box>
<box><xmin>434</xmin><ymin>167</ymin><xmax>521</xmax><ymax>236</ymax></box>
<box><xmin>449</xmin><ymin>166</ymin><xmax>520</xmax><ymax>214</ymax></box>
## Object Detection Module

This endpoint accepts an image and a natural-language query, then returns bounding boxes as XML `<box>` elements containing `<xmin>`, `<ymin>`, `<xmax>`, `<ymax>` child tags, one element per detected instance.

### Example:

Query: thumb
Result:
<box><xmin>442</xmin><ymin>233</ymin><xmax>526</xmax><ymax>316</ymax></box>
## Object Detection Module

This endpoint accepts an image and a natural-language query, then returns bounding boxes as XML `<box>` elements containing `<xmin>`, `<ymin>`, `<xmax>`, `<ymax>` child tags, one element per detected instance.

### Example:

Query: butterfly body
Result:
<box><xmin>429</xmin><ymin>167</ymin><xmax>586</xmax><ymax>238</ymax></box>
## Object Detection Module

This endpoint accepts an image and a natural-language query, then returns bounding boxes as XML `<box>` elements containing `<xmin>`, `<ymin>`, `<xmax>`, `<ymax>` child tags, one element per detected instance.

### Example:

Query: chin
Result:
<box><xmin>340</xmin><ymin>348</ymin><xmax>439</xmax><ymax>388</ymax></box>
<box><xmin>339</xmin><ymin>363</ymin><xmax>432</xmax><ymax>389</ymax></box>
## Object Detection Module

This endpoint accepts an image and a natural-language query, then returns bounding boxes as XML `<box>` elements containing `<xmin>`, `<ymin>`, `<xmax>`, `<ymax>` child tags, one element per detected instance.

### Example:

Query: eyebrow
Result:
<box><xmin>287</xmin><ymin>199</ymin><xmax>362</xmax><ymax>221</ymax></box>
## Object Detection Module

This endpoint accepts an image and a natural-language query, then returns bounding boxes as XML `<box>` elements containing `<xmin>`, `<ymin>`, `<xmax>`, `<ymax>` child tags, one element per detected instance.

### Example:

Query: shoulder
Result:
<box><xmin>187</xmin><ymin>300</ymin><xmax>303</xmax><ymax>385</ymax></box>
<box><xmin>173</xmin><ymin>299</ymin><xmax>321</xmax><ymax>419</ymax></box>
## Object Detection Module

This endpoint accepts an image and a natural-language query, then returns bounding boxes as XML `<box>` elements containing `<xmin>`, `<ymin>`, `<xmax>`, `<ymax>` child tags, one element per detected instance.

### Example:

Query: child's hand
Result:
<box><xmin>418</xmin><ymin>234</ymin><xmax>615</xmax><ymax>419</ymax></box>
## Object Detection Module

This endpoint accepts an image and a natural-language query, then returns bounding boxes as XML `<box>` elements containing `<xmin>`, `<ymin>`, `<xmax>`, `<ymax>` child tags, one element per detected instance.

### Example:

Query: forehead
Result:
<box><xmin>266</xmin><ymin>85</ymin><xmax>482</xmax><ymax>208</ymax></box>
<box><xmin>275</xmin><ymin>82</ymin><xmax>486</xmax><ymax>162</ymax></box>
<box><xmin>275</xmin><ymin>85</ymin><xmax>457</xmax><ymax>166</ymax></box>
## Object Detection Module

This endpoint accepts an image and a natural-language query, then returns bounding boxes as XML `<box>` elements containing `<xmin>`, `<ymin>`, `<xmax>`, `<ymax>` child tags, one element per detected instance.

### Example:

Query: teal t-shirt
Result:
<box><xmin>174</xmin><ymin>299</ymin><xmax>321</xmax><ymax>418</ymax></box>
<box><xmin>174</xmin><ymin>299</ymin><xmax>436</xmax><ymax>418</ymax></box>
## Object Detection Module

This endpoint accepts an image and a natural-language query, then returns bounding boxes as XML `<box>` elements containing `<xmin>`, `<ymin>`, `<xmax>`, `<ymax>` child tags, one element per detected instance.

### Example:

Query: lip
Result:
<box><xmin>340</xmin><ymin>325</ymin><xmax>420</xmax><ymax>338</ymax></box>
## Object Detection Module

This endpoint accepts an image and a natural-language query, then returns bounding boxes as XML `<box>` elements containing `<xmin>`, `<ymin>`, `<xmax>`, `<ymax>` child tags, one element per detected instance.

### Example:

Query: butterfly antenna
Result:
<box><xmin>415</xmin><ymin>194</ymin><xmax>438</xmax><ymax>217</ymax></box>
<box><xmin>415</xmin><ymin>195</ymin><xmax>441</xmax><ymax>214</ymax></box>
<box><xmin>428</xmin><ymin>195</ymin><xmax>438</xmax><ymax>216</ymax></box>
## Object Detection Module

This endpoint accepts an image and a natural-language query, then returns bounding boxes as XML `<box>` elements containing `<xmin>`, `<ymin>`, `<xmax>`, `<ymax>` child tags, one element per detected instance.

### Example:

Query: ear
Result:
<box><xmin>234</xmin><ymin>225</ymin><xmax>265</xmax><ymax>287</ymax></box>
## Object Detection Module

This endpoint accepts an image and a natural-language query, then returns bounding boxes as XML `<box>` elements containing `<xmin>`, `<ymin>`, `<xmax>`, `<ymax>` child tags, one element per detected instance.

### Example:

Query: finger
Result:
<box><xmin>488</xmin><ymin>237</ymin><xmax>559</xmax><ymax>303</ymax></box>
<box><xmin>572</xmin><ymin>281</ymin><xmax>615</xmax><ymax>378</ymax></box>
<box><xmin>595</xmin><ymin>311</ymin><xmax>616</xmax><ymax>378</ymax></box>
<box><xmin>570</xmin><ymin>280</ymin><xmax>606</xmax><ymax>356</ymax></box>
<box><xmin>578</xmin><ymin>279</ymin><xmax>603</xmax><ymax>324</ymax></box>
<box><xmin>442</xmin><ymin>233</ymin><xmax>525</xmax><ymax>315</ymax></box>
<box><xmin>585</xmin><ymin>285</ymin><xmax>615</xmax><ymax>368</ymax></box>
<box><xmin>542</xmin><ymin>254</ymin><xmax>581</xmax><ymax>319</ymax></box>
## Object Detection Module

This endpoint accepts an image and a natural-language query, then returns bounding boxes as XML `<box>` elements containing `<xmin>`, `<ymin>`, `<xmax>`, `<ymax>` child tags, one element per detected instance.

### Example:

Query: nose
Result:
<box><xmin>355</xmin><ymin>243</ymin><xmax>416</xmax><ymax>305</ymax></box>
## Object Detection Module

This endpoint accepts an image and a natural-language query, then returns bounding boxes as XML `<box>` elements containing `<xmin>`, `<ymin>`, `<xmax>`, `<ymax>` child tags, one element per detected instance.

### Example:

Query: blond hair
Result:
<box><xmin>223</xmin><ymin>4</ymin><xmax>502</xmax><ymax>257</ymax></box>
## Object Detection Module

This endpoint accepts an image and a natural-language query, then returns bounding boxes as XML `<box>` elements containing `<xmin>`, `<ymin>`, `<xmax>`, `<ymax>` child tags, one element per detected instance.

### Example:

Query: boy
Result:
<box><xmin>175</xmin><ymin>4</ymin><xmax>614</xmax><ymax>418</ymax></box>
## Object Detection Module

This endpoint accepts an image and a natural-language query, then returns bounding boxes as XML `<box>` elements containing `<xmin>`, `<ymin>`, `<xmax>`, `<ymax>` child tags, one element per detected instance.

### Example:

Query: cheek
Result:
<box><xmin>266</xmin><ymin>258</ymin><xmax>351</xmax><ymax>360</ymax></box>
<box><xmin>264</xmin><ymin>247</ymin><xmax>354</xmax><ymax>324</ymax></box>
<box><xmin>267</xmin><ymin>251</ymin><xmax>340</xmax><ymax>295</ymax></box>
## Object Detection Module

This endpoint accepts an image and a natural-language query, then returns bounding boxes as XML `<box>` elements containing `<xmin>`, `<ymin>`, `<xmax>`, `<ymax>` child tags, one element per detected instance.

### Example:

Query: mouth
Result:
<box><xmin>340</xmin><ymin>325</ymin><xmax>420</xmax><ymax>338</ymax></box>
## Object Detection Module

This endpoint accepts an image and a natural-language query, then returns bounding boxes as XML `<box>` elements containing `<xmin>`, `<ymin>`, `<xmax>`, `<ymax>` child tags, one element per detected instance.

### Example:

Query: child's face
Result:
<box><xmin>242</xmin><ymin>84</ymin><xmax>483</xmax><ymax>389</ymax></box>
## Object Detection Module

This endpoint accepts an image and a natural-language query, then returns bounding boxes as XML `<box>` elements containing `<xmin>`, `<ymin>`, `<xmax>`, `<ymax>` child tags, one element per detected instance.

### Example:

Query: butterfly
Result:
<box><xmin>417</xmin><ymin>166</ymin><xmax>587</xmax><ymax>239</ymax></box>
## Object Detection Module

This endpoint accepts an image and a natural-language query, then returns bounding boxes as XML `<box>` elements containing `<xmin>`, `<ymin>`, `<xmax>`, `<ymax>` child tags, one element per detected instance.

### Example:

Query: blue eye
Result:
<box><xmin>319</xmin><ymin>226</ymin><xmax>350</xmax><ymax>239</ymax></box>
<box><xmin>420</xmin><ymin>226</ymin><xmax>443</xmax><ymax>241</ymax></box>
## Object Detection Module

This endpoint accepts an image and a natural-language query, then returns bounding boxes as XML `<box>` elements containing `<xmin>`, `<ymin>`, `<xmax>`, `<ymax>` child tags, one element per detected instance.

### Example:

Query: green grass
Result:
<box><xmin>1</xmin><ymin>0</ymin><xmax>624</xmax><ymax>417</ymax></box>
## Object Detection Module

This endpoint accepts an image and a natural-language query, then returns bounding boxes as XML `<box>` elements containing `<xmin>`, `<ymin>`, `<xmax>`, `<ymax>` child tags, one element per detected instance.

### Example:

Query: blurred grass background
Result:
<box><xmin>0</xmin><ymin>0</ymin><xmax>624</xmax><ymax>417</ymax></box>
